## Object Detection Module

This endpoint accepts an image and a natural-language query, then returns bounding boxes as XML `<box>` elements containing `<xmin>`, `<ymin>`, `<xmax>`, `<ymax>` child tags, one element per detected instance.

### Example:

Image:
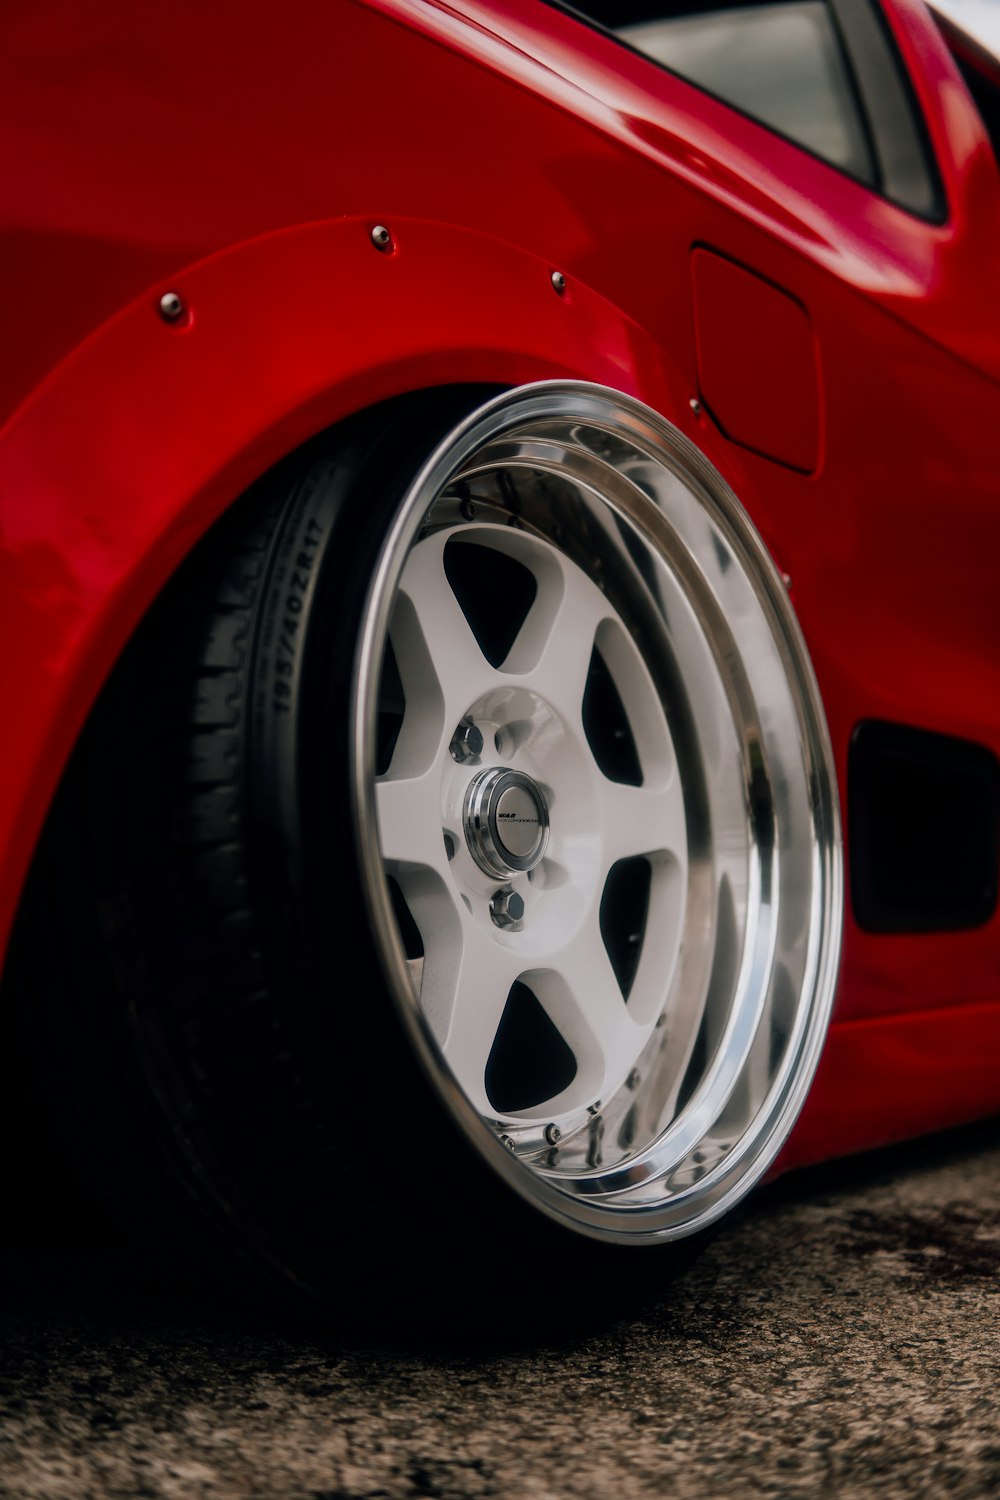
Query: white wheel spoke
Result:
<box><xmin>394</xmin><ymin>530</ymin><xmax>494</xmax><ymax>740</ymax></box>
<box><xmin>504</xmin><ymin>549</ymin><xmax>613</xmax><ymax>726</ymax></box>
<box><xmin>375</xmin><ymin>768</ymin><xmax>447</xmax><ymax>872</ymax></box>
<box><xmin>598</xmin><ymin>777</ymin><xmax>686</xmax><ymax>866</ymax></box>
<box><xmin>428</xmin><ymin>926</ymin><xmax>523</xmax><ymax>1115</ymax></box>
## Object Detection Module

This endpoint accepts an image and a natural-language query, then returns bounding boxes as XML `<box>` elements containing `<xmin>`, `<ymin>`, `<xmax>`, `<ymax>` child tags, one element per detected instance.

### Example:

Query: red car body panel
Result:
<box><xmin>0</xmin><ymin>0</ymin><xmax>998</xmax><ymax>1169</ymax></box>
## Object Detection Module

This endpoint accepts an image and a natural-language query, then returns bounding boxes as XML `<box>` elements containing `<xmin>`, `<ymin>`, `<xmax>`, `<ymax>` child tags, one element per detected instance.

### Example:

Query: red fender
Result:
<box><xmin>0</xmin><ymin>215</ymin><xmax>691</xmax><ymax>962</ymax></box>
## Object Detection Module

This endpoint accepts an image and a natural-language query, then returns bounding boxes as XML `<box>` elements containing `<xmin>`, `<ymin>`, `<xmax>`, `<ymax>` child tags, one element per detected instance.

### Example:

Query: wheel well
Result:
<box><xmin>5</xmin><ymin>382</ymin><xmax>507</xmax><ymax>969</ymax></box>
<box><xmin>0</xmin><ymin>379</ymin><xmax>505</xmax><ymax>1274</ymax></box>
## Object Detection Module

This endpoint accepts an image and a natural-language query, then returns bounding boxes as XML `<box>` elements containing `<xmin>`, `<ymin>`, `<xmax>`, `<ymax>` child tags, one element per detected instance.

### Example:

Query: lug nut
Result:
<box><xmin>449</xmin><ymin>719</ymin><xmax>483</xmax><ymax>764</ymax></box>
<box><xmin>545</xmin><ymin>1123</ymin><xmax>561</xmax><ymax>1146</ymax></box>
<box><xmin>490</xmin><ymin>888</ymin><xmax>524</xmax><ymax>929</ymax></box>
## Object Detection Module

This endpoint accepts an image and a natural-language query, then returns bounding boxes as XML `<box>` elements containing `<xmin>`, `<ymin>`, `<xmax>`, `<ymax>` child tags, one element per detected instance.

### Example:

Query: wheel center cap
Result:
<box><xmin>464</xmin><ymin>768</ymin><xmax>550</xmax><ymax>878</ymax></box>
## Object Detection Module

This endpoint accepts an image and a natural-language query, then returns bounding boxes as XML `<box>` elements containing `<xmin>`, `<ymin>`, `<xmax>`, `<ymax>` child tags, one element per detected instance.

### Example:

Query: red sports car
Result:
<box><xmin>0</xmin><ymin>0</ymin><xmax>997</xmax><ymax>1324</ymax></box>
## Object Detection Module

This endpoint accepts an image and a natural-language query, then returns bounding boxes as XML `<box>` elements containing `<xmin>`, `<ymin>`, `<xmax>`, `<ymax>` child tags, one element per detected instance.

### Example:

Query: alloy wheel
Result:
<box><xmin>353</xmin><ymin>382</ymin><xmax>842</xmax><ymax>1243</ymax></box>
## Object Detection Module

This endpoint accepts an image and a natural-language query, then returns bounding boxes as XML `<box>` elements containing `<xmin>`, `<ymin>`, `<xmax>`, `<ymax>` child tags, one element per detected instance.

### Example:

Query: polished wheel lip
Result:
<box><xmin>351</xmin><ymin>381</ymin><xmax>843</xmax><ymax>1246</ymax></box>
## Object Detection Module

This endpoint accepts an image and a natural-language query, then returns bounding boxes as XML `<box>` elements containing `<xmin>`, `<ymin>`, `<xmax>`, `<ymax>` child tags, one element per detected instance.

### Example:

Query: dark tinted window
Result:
<box><xmin>619</xmin><ymin>2</ymin><xmax>875</xmax><ymax>181</ymax></box>
<box><xmin>553</xmin><ymin>0</ymin><xmax>943</xmax><ymax>216</ymax></box>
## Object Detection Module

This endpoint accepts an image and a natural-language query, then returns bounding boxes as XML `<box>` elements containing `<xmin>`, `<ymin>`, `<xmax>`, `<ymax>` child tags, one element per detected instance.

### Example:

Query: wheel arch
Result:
<box><xmin>0</xmin><ymin>214</ymin><xmax>688</xmax><ymax>968</ymax></box>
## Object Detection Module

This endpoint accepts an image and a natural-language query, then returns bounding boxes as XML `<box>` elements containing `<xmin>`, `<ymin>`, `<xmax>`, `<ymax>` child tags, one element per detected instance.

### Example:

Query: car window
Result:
<box><xmin>620</xmin><ymin>3</ymin><xmax>874</xmax><ymax>182</ymax></box>
<box><xmin>550</xmin><ymin>0</ymin><xmax>944</xmax><ymax>217</ymax></box>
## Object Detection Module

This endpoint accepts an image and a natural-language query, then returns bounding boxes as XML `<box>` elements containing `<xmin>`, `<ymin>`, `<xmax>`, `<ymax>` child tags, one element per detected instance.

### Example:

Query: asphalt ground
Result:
<box><xmin>1</xmin><ymin>1120</ymin><xmax>998</xmax><ymax>1500</ymax></box>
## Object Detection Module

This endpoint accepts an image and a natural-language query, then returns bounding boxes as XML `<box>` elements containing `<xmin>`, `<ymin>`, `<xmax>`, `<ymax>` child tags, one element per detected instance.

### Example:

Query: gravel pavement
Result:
<box><xmin>1</xmin><ymin>1123</ymin><xmax>998</xmax><ymax>1500</ymax></box>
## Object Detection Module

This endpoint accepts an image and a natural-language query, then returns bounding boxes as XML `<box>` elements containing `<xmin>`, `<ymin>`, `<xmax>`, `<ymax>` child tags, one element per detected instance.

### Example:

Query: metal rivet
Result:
<box><xmin>588</xmin><ymin>1100</ymin><xmax>602</xmax><ymax>1116</ymax></box>
<box><xmin>689</xmin><ymin>397</ymin><xmax>703</xmax><ymax>418</ymax></box>
<box><xmin>158</xmin><ymin>292</ymin><xmax>185</xmax><ymax>322</ymax></box>
<box><xmin>501</xmin><ymin>1134</ymin><xmax>516</xmax><ymax>1151</ymax></box>
<box><xmin>449</xmin><ymin>719</ymin><xmax>484</xmax><ymax>765</ymax></box>
<box><xmin>781</xmin><ymin>572</ymin><xmax>793</xmax><ymax>592</ymax></box>
<box><xmin>544</xmin><ymin>1123</ymin><xmax>561</xmax><ymax>1146</ymax></box>
<box><xmin>371</xmin><ymin>224</ymin><xmax>392</xmax><ymax>251</ymax></box>
<box><xmin>550</xmin><ymin>270</ymin><xmax>566</xmax><ymax>295</ymax></box>
<box><xmin>460</xmin><ymin>497</ymin><xmax>478</xmax><ymax>521</ymax></box>
<box><xmin>490</xmin><ymin>888</ymin><xmax>525</xmax><ymax>929</ymax></box>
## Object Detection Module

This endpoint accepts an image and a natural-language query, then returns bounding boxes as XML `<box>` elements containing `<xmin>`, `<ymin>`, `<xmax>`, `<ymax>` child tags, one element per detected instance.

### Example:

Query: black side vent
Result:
<box><xmin>849</xmin><ymin>720</ymin><xmax>1000</xmax><ymax>933</ymax></box>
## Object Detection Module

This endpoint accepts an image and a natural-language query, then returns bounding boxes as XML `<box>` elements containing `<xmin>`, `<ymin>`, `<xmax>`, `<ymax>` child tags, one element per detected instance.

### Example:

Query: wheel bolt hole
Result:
<box><xmin>493</xmin><ymin>728</ymin><xmax>517</xmax><ymax>761</ymax></box>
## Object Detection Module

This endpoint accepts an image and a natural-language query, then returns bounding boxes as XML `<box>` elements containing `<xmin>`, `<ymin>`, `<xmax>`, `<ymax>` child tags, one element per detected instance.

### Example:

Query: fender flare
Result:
<box><xmin>0</xmin><ymin>213</ymin><xmax>695</xmax><ymax>960</ymax></box>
